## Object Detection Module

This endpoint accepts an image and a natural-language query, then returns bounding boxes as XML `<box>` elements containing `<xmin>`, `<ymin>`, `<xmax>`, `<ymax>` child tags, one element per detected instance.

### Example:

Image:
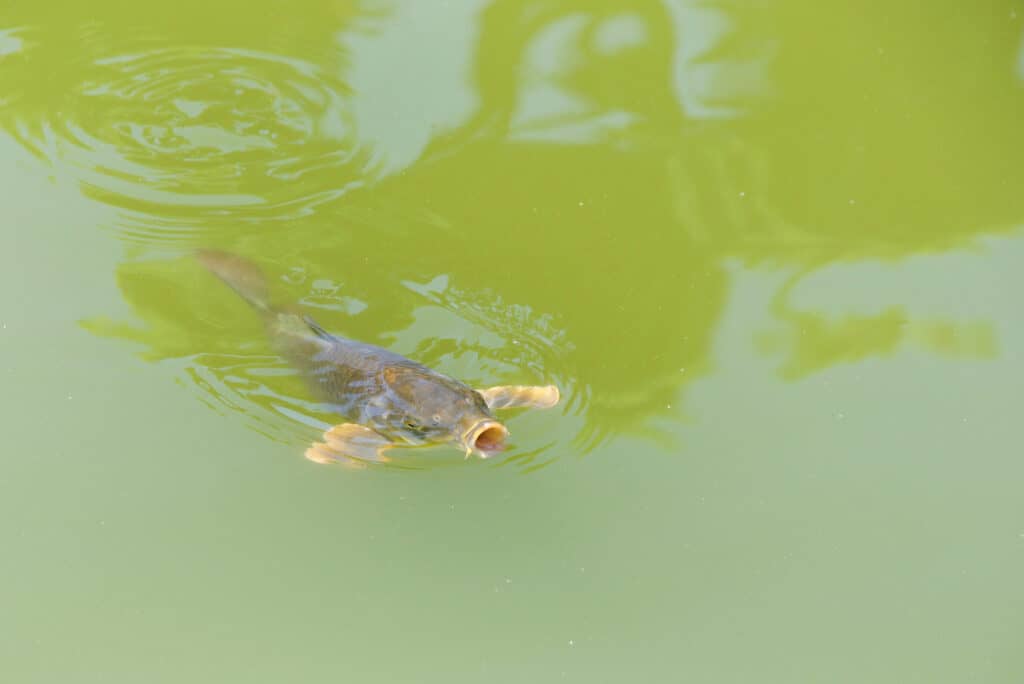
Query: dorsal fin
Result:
<box><xmin>303</xmin><ymin>314</ymin><xmax>335</xmax><ymax>340</ymax></box>
<box><xmin>196</xmin><ymin>250</ymin><xmax>271</xmax><ymax>313</ymax></box>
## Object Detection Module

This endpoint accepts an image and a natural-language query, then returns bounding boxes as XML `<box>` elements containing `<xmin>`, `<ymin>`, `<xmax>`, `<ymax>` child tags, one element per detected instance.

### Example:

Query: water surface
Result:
<box><xmin>2</xmin><ymin>1</ymin><xmax>1023</xmax><ymax>681</ymax></box>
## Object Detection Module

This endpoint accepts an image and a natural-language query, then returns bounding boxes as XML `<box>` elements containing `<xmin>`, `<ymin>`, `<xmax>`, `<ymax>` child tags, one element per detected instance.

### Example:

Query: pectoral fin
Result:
<box><xmin>305</xmin><ymin>423</ymin><xmax>393</xmax><ymax>466</ymax></box>
<box><xmin>477</xmin><ymin>385</ymin><xmax>560</xmax><ymax>411</ymax></box>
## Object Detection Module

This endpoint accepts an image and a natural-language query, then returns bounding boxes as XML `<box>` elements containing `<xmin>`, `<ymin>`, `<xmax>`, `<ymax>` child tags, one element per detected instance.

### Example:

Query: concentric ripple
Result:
<box><xmin>13</xmin><ymin>46</ymin><xmax>367</xmax><ymax>230</ymax></box>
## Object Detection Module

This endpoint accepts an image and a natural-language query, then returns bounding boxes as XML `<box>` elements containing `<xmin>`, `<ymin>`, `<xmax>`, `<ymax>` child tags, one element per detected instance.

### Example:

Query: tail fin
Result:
<box><xmin>196</xmin><ymin>250</ymin><xmax>272</xmax><ymax>313</ymax></box>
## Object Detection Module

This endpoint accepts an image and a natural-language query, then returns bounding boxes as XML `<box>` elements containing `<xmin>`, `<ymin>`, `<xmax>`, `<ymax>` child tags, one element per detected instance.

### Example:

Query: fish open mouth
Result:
<box><xmin>465</xmin><ymin>420</ymin><xmax>509</xmax><ymax>457</ymax></box>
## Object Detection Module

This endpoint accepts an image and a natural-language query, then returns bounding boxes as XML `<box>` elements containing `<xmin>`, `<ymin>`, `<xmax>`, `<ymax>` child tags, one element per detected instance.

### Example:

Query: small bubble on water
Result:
<box><xmin>738</xmin><ymin>191</ymin><xmax>746</xmax><ymax>197</ymax></box>
<box><xmin>578</xmin><ymin>201</ymin><xmax>584</xmax><ymax>207</ymax></box>
<box><xmin>568</xmin><ymin>640</ymin><xmax>574</xmax><ymax>646</ymax></box>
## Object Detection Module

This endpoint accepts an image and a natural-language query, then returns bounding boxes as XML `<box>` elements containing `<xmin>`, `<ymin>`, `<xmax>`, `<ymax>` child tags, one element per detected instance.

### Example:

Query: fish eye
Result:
<box><xmin>431</xmin><ymin>414</ymin><xmax>441</xmax><ymax>426</ymax></box>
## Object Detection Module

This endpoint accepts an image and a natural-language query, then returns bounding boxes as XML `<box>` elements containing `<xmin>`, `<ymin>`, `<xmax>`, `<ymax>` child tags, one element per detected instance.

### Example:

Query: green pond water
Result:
<box><xmin>2</xmin><ymin>1</ymin><xmax>1024</xmax><ymax>681</ymax></box>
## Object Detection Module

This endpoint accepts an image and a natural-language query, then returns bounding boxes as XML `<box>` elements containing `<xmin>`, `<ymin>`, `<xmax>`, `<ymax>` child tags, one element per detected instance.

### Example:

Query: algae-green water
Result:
<box><xmin>2</xmin><ymin>2</ymin><xmax>1023</xmax><ymax>681</ymax></box>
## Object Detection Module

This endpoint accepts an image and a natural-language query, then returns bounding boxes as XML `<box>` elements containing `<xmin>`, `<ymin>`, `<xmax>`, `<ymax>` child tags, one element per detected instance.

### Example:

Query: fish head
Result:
<box><xmin>383</xmin><ymin>368</ymin><xmax>509</xmax><ymax>458</ymax></box>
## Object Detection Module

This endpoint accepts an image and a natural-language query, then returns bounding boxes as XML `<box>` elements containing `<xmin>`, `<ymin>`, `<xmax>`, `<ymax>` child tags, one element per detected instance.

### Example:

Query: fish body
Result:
<box><xmin>197</xmin><ymin>251</ymin><xmax>557</xmax><ymax>463</ymax></box>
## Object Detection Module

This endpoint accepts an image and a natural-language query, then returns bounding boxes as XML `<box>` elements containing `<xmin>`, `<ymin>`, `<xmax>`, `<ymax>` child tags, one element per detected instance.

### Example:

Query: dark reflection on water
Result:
<box><xmin>332</xmin><ymin>143</ymin><xmax>729</xmax><ymax>452</ymax></box>
<box><xmin>755</xmin><ymin>271</ymin><xmax>998</xmax><ymax>381</ymax></box>
<box><xmin>6</xmin><ymin>0</ymin><xmax>1024</xmax><ymax>467</ymax></box>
